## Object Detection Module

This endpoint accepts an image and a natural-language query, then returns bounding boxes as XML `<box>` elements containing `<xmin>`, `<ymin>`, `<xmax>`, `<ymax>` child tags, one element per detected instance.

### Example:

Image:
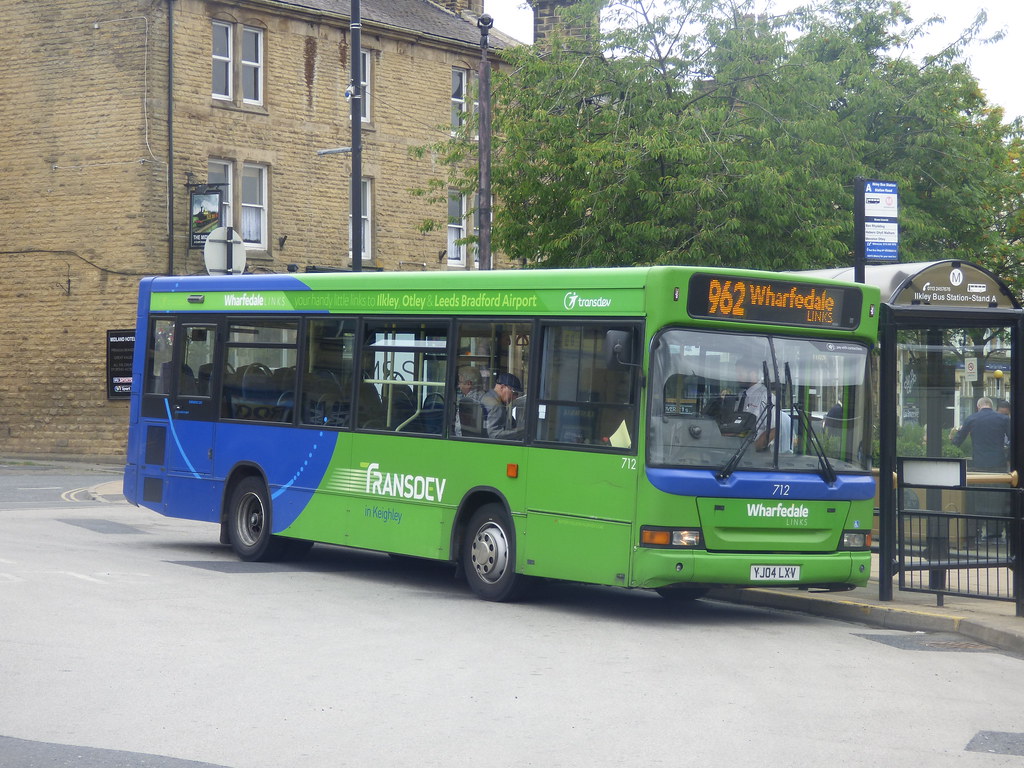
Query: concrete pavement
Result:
<box><xmin>33</xmin><ymin>460</ymin><xmax>1024</xmax><ymax>656</ymax></box>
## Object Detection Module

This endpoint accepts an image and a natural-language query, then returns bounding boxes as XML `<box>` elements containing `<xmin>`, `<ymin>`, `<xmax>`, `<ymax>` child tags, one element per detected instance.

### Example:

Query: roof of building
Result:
<box><xmin>282</xmin><ymin>0</ymin><xmax>521</xmax><ymax>49</ymax></box>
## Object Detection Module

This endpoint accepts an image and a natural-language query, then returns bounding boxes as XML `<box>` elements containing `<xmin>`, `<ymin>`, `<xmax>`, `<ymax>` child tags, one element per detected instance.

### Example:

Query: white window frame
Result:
<box><xmin>349</xmin><ymin>178</ymin><xmax>372</xmax><ymax>263</ymax></box>
<box><xmin>212</xmin><ymin>21</ymin><xmax>233</xmax><ymax>101</ymax></box>
<box><xmin>241</xmin><ymin>26</ymin><xmax>263</xmax><ymax>105</ymax></box>
<box><xmin>359</xmin><ymin>49</ymin><xmax>371</xmax><ymax>122</ymax></box>
<box><xmin>241</xmin><ymin>163</ymin><xmax>268</xmax><ymax>250</ymax></box>
<box><xmin>448</xmin><ymin>190</ymin><xmax>468</xmax><ymax>268</ymax></box>
<box><xmin>452</xmin><ymin>68</ymin><xmax>468</xmax><ymax>133</ymax></box>
<box><xmin>208</xmin><ymin>159</ymin><xmax>233</xmax><ymax>229</ymax></box>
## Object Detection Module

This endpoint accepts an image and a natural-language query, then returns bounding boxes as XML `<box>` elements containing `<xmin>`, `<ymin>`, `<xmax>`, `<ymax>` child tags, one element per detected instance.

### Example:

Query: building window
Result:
<box><xmin>241</xmin><ymin>163</ymin><xmax>268</xmax><ymax>249</ymax></box>
<box><xmin>451</xmin><ymin>67</ymin><xmax>478</xmax><ymax>137</ymax></box>
<box><xmin>349</xmin><ymin>178</ymin><xmax>372</xmax><ymax>262</ymax></box>
<box><xmin>241</xmin><ymin>27</ymin><xmax>263</xmax><ymax>105</ymax></box>
<box><xmin>212</xmin><ymin>21</ymin><xmax>264</xmax><ymax>106</ymax></box>
<box><xmin>358</xmin><ymin>49</ymin><xmax>371</xmax><ymax>122</ymax></box>
<box><xmin>208</xmin><ymin>159</ymin><xmax>233</xmax><ymax>227</ymax></box>
<box><xmin>208</xmin><ymin>159</ymin><xmax>269</xmax><ymax>251</ymax></box>
<box><xmin>452</xmin><ymin>68</ymin><xmax>468</xmax><ymax>132</ymax></box>
<box><xmin>212</xmin><ymin>21</ymin><xmax>232</xmax><ymax>100</ymax></box>
<box><xmin>448</xmin><ymin>190</ymin><xmax>468</xmax><ymax>268</ymax></box>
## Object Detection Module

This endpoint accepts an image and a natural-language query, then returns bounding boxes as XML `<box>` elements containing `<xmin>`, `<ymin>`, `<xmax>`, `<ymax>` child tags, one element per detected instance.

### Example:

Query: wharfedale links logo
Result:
<box><xmin>746</xmin><ymin>502</ymin><xmax>810</xmax><ymax>519</ymax></box>
<box><xmin>223</xmin><ymin>293</ymin><xmax>265</xmax><ymax>307</ymax></box>
<box><xmin>563</xmin><ymin>291</ymin><xmax>612</xmax><ymax>311</ymax></box>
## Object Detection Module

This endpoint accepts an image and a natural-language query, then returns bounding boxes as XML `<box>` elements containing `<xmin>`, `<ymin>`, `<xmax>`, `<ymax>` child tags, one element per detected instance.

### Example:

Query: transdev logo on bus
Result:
<box><xmin>563</xmin><ymin>291</ymin><xmax>613</xmax><ymax>311</ymax></box>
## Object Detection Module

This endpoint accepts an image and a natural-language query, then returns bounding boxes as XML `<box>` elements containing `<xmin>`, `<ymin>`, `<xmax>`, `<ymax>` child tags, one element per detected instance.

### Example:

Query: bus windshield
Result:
<box><xmin>649</xmin><ymin>328</ymin><xmax>871</xmax><ymax>473</ymax></box>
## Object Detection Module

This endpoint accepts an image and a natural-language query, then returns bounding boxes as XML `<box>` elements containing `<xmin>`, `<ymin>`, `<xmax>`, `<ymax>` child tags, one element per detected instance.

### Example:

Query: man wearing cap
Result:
<box><xmin>481</xmin><ymin>372</ymin><xmax>524</xmax><ymax>439</ymax></box>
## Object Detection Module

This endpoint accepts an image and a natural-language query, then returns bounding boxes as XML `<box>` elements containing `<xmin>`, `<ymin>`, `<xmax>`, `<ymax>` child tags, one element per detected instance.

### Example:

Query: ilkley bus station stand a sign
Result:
<box><xmin>803</xmin><ymin>257</ymin><xmax>1024</xmax><ymax>616</ymax></box>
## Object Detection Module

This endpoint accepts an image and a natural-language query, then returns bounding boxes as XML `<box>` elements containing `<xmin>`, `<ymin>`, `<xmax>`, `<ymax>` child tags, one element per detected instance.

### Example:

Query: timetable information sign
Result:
<box><xmin>861</xmin><ymin>180</ymin><xmax>899</xmax><ymax>263</ymax></box>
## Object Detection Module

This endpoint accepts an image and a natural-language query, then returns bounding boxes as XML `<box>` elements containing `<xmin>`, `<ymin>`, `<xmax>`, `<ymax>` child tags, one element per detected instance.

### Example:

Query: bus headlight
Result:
<box><xmin>840</xmin><ymin>531</ymin><xmax>871</xmax><ymax>550</ymax></box>
<box><xmin>640</xmin><ymin>527</ymin><xmax>703</xmax><ymax>548</ymax></box>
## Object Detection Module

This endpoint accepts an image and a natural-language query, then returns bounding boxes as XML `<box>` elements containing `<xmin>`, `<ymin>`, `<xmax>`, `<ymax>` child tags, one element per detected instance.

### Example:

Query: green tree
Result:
<box><xmin>425</xmin><ymin>0</ymin><xmax>1024</xmax><ymax>279</ymax></box>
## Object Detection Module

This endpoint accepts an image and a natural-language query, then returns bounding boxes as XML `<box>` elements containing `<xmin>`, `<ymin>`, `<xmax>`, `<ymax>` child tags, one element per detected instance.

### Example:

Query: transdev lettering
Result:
<box><xmin>365</xmin><ymin>462</ymin><xmax>447</xmax><ymax>502</ymax></box>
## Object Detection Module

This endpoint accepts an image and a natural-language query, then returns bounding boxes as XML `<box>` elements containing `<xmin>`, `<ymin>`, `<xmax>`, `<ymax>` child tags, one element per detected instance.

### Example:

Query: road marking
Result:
<box><xmin>61</xmin><ymin>488</ymin><xmax>96</xmax><ymax>503</ymax></box>
<box><xmin>41</xmin><ymin>571</ymin><xmax>108</xmax><ymax>583</ymax></box>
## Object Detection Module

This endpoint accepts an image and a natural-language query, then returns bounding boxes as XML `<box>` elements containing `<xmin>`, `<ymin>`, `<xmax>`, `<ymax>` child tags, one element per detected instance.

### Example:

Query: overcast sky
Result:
<box><xmin>484</xmin><ymin>0</ymin><xmax>1024</xmax><ymax>120</ymax></box>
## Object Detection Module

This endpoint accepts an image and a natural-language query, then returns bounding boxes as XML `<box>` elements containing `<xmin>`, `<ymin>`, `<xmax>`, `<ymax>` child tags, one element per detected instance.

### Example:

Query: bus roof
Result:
<box><xmin>141</xmin><ymin>266</ymin><xmax>880</xmax><ymax>334</ymax></box>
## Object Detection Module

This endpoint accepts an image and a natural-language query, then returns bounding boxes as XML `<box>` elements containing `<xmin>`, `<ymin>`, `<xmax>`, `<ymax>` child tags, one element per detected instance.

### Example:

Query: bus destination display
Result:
<box><xmin>687</xmin><ymin>274</ymin><xmax>862</xmax><ymax>330</ymax></box>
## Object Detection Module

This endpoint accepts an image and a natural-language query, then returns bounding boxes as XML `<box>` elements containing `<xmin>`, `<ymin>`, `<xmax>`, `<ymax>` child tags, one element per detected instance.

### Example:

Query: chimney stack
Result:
<box><xmin>439</xmin><ymin>0</ymin><xmax>484</xmax><ymax>15</ymax></box>
<box><xmin>529</xmin><ymin>0</ymin><xmax>602</xmax><ymax>47</ymax></box>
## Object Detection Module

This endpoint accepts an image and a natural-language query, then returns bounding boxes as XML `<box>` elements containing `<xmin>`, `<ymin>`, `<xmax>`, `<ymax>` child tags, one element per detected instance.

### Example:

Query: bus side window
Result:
<box><xmin>223</xmin><ymin>320</ymin><xmax>299</xmax><ymax>423</ymax></box>
<box><xmin>358</xmin><ymin>320</ymin><xmax>449</xmax><ymax>434</ymax></box>
<box><xmin>454</xmin><ymin>320</ymin><xmax>531</xmax><ymax>441</ymax></box>
<box><xmin>535</xmin><ymin>323</ymin><xmax>638</xmax><ymax>450</ymax></box>
<box><xmin>301</xmin><ymin>318</ymin><xmax>356</xmax><ymax>427</ymax></box>
<box><xmin>144</xmin><ymin>319</ymin><xmax>176</xmax><ymax>396</ymax></box>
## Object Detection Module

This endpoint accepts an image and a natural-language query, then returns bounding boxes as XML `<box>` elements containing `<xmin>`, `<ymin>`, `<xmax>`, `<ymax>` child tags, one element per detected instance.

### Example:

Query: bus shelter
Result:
<box><xmin>807</xmin><ymin>261</ymin><xmax>1024</xmax><ymax>616</ymax></box>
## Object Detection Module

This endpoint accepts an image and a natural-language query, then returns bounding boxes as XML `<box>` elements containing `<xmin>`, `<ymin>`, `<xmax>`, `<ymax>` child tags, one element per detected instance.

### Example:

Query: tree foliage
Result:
<box><xmin>430</xmin><ymin>0</ymin><xmax>1023</xmax><ymax>287</ymax></box>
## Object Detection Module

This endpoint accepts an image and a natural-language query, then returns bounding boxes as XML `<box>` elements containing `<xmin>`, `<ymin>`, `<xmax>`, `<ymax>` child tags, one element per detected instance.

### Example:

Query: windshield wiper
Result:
<box><xmin>784</xmin><ymin>362</ymin><xmax>837</xmax><ymax>485</ymax></box>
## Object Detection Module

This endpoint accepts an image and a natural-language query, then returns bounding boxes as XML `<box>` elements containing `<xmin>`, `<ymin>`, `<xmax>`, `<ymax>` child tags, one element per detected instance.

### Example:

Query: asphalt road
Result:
<box><xmin>2</xmin><ymin>465</ymin><xmax>1024</xmax><ymax>767</ymax></box>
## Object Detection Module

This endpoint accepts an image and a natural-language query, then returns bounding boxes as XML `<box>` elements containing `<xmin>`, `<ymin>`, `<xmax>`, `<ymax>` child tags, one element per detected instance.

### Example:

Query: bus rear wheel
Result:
<box><xmin>463</xmin><ymin>505</ymin><xmax>529</xmax><ymax>602</ymax></box>
<box><xmin>227</xmin><ymin>476</ymin><xmax>287</xmax><ymax>562</ymax></box>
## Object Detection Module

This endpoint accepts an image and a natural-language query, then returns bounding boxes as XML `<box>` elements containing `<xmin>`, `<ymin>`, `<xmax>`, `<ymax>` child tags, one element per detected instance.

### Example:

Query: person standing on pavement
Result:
<box><xmin>950</xmin><ymin>396</ymin><xmax>1010</xmax><ymax>471</ymax></box>
<box><xmin>951</xmin><ymin>396</ymin><xmax>1011</xmax><ymax>538</ymax></box>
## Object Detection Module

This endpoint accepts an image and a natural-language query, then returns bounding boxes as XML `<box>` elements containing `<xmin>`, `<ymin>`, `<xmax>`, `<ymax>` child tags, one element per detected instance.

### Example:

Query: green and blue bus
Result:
<box><xmin>123</xmin><ymin>266</ymin><xmax>880</xmax><ymax>601</ymax></box>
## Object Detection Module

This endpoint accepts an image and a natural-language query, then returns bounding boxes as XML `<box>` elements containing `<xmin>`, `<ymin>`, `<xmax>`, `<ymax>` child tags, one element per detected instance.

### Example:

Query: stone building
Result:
<box><xmin>0</xmin><ymin>0</ymin><xmax>527</xmax><ymax>460</ymax></box>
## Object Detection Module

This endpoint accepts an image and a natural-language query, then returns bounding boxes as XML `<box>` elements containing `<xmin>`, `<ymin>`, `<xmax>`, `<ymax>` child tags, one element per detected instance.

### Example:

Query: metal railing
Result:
<box><xmin>895</xmin><ymin>478</ymin><xmax>1022</xmax><ymax>613</ymax></box>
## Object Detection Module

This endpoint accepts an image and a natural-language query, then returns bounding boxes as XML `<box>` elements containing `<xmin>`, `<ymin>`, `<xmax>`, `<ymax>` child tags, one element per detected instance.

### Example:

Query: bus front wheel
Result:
<box><xmin>463</xmin><ymin>505</ymin><xmax>529</xmax><ymax>602</ymax></box>
<box><xmin>227</xmin><ymin>476</ymin><xmax>287</xmax><ymax>562</ymax></box>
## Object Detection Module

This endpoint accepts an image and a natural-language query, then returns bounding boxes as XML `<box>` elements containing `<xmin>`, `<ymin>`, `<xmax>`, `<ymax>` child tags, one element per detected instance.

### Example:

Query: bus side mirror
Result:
<box><xmin>605</xmin><ymin>330</ymin><xmax>634</xmax><ymax>370</ymax></box>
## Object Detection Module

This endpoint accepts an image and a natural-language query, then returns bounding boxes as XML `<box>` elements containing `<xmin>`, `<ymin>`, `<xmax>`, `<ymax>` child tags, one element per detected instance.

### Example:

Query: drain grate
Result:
<box><xmin>922</xmin><ymin>639</ymin><xmax>992</xmax><ymax>651</ymax></box>
<box><xmin>854</xmin><ymin>632</ymin><xmax>996</xmax><ymax>653</ymax></box>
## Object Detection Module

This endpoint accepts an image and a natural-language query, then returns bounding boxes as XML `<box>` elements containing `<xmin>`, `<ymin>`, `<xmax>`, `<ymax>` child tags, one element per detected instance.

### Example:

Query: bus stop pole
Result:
<box><xmin>1014</xmin><ymin>316</ymin><xmax>1024</xmax><ymax>616</ymax></box>
<box><xmin>878</xmin><ymin>304</ymin><xmax>897</xmax><ymax>601</ymax></box>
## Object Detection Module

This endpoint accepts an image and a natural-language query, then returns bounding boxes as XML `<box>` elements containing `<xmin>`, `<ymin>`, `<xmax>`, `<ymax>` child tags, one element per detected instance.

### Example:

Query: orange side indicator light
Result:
<box><xmin>507</xmin><ymin>463</ymin><xmax>519</xmax><ymax>478</ymax></box>
<box><xmin>641</xmin><ymin>529</ymin><xmax>672</xmax><ymax>546</ymax></box>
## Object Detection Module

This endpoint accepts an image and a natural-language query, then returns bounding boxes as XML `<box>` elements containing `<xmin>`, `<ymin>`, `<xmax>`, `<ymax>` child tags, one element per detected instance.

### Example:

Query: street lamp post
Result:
<box><xmin>349</xmin><ymin>0</ymin><xmax>363</xmax><ymax>272</ymax></box>
<box><xmin>477</xmin><ymin>14</ymin><xmax>493</xmax><ymax>271</ymax></box>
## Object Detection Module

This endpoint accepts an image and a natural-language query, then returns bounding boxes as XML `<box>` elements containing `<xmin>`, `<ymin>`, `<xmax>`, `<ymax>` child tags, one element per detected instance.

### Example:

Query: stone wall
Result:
<box><xmin>0</xmin><ymin>0</ymin><xmax>508</xmax><ymax>459</ymax></box>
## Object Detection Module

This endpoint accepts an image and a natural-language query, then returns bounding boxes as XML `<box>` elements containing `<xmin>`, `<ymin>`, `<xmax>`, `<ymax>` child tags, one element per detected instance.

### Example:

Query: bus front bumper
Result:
<box><xmin>632</xmin><ymin>548</ymin><xmax>871</xmax><ymax>590</ymax></box>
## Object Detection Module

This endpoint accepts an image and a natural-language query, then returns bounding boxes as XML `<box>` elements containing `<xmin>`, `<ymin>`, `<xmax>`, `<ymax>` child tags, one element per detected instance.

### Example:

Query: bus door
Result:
<box><xmin>140</xmin><ymin>318</ymin><xmax>218</xmax><ymax>479</ymax></box>
<box><xmin>521</xmin><ymin>322</ymin><xmax>642</xmax><ymax>586</ymax></box>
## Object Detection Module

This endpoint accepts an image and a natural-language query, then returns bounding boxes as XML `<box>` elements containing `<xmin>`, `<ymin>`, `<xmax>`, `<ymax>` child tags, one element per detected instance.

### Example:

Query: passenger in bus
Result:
<box><xmin>481</xmin><ymin>372</ymin><xmax>524</xmax><ymax>439</ymax></box>
<box><xmin>455</xmin><ymin>366</ymin><xmax>485</xmax><ymax>437</ymax></box>
<box><xmin>458</xmin><ymin>366</ymin><xmax>484</xmax><ymax>403</ymax></box>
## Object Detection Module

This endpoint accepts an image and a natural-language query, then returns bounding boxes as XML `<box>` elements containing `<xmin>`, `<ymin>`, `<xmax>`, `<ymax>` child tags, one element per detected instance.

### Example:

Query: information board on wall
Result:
<box><xmin>106</xmin><ymin>329</ymin><xmax>135</xmax><ymax>400</ymax></box>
